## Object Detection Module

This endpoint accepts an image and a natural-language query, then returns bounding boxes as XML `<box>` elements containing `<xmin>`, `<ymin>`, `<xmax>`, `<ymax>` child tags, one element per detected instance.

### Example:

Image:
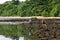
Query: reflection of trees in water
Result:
<box><xmin>0</xmin><ymin>35</ymin><xmax>12</xmax><ymax>40</ymax></box>
<box><xmin>0</xmin><ymin>19</ymin><xmax>60</xmax><ymax>40</ymax></box>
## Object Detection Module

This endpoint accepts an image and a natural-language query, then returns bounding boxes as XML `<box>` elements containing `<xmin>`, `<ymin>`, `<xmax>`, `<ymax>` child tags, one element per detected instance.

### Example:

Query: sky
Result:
<box><xmin>0</xmin><ymin>0</ymin><xmax>26</xmax><ymax>4</ymax></box>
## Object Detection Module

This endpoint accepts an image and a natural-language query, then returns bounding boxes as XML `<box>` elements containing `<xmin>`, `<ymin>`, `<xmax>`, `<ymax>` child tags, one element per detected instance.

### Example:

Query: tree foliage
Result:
<box><xmin>0</xmin><ymin>0</ymin><xmax>60</xmax><ymax>16</ymax></box>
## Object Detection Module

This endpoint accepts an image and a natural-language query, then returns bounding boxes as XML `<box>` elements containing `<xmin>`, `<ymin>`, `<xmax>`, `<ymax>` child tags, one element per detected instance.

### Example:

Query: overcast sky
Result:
<box><xmin>0</xmin><ymin>0</ymin><xmax>26</xmax><ymax>4</ymax></box>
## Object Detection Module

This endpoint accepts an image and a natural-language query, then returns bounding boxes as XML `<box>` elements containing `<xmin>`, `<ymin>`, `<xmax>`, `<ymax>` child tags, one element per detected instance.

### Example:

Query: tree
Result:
<box><xmin>12</xmin><ymin>0</ymin><xmax>19</xmax><ymax>4</ymax></box>
<box><xmin>42</xmin><ymin>10</ymin><xmax>49</xmax><ymax>17</ymax></box>
<box><xmin>0</xmin><ymin>0</ymin><xmax>60</xmax><ymax>16</ymax></box>
<box><xmin>50</xmin><ymin>4</ymin><xmax>60</xmax><ymax>16</ymax></box>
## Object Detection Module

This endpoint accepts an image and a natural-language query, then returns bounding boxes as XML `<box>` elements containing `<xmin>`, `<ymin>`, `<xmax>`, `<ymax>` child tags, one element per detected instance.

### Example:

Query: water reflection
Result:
<box><xmin>19</xmin><ymin>37</ymin><xmax>24</xmax><ymax>40</ymax></box>
<box><xmin>0</xmin><ymin>35</ymin><xmax>24</xmax><ymax>40</ymax></box>
<box><xmin>0</xmin><ymin>35</ymin><xmax>12</xmax><ymax>40</ymax></box>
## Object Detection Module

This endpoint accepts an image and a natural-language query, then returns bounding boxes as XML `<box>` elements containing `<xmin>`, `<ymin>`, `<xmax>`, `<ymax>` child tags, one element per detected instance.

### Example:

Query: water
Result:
<box><xmin>0</xmin><ymin>35</ymin><xmax>24</xmax><ymax>40</ymax></box>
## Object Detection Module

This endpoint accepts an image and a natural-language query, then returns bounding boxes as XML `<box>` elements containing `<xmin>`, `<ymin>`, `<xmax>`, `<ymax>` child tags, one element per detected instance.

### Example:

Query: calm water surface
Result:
<box><xmin>0</xmin><ymin>35</ymin><xmax>24</xmax><ymax>40</ymax></box>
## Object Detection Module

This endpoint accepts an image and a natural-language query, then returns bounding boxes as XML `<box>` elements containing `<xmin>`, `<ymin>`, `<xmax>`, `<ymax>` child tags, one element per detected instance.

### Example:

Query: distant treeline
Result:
<box><xmin>0</xmin><ymin>0</ymin><xmax>60</xmax><ymax>17</ymax></box>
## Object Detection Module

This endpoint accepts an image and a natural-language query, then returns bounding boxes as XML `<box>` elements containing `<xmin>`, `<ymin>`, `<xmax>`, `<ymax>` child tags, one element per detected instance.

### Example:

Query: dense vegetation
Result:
<box><xmin>0</xmin><ymin>0</ymin><xmax>60</xmax><ymax>17</ymax></box>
